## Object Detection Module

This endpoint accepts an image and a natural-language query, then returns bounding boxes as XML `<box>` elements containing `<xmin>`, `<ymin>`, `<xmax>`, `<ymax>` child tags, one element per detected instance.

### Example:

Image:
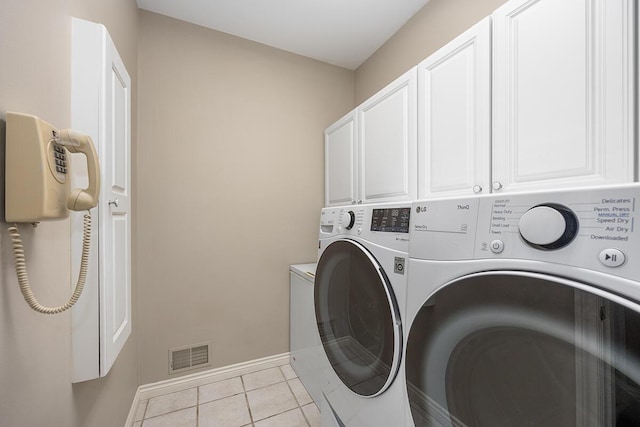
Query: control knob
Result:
<box><xmin>518</xmin><ymin>204</ymin><xmax>578</xmax><ymax>250</ymax></box>
<box><xmin>340</xmin><ymin>211</ymin><xmax>356</xmax><ymax>230</ymax></box>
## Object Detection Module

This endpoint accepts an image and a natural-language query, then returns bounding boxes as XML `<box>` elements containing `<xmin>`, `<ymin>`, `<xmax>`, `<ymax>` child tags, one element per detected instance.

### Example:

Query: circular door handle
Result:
<box><xmin>472</xmin><ymin>185</ymin><xmax>483</xmax><ymax>193</ymax></box>
<box><xmin>492</xmin><ymin>182</ymin><xmax>503</xmax><ymax>191</ymax></box>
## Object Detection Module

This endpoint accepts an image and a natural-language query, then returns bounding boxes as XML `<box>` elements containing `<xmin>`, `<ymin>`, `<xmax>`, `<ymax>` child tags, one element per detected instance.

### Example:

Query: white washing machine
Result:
<box><xmin>315</xmin><ymin>203</ymin><xmax>411</xmax><ymax>426</ymax></box>
<box><xmin>290</xmin><ymin>263</ymin><xmax>324</xmax><ymax>405</ymax></box>
<box><xmin>405</xmin><ymin>184</ymin><xmax>640</xmax><ymax>427</ymax></box>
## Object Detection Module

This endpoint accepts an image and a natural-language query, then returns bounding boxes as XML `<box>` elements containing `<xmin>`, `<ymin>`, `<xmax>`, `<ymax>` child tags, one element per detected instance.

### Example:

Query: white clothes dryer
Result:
<box><xmin>404</xmin><ymin>184</ymin><xmax>640</xmax><ymax>427</ymax></box>
<box><xmin>315</xmin><ymin>203</ymin><xmax>411</xmax><ymax>426</ymax></box>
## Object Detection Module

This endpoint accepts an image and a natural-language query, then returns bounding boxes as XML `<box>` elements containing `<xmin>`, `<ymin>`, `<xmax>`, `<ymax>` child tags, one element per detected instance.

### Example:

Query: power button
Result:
<box><xmin>490</xmin><ymin>240</ymin><xmax>504</xmax><ymax>254</ymax></box>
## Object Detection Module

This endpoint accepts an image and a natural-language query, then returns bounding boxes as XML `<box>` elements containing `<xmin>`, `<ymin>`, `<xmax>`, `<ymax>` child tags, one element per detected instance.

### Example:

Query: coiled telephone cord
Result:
<box><xmin>8</xmin><ymin>213</ymin><xmax>92</xmax><ymax>314</ymax></box>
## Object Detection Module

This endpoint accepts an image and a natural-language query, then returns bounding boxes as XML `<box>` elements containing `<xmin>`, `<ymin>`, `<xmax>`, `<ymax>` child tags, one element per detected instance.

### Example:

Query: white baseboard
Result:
<box><xmin>124</xmin><ymin>352</ymin><xmax>291</xmax><ymax>427</ymax></box>
<box><xmin>124</xmin><ymin>388</ymin><xmax>142</xmax><ymax>427</ymax></box>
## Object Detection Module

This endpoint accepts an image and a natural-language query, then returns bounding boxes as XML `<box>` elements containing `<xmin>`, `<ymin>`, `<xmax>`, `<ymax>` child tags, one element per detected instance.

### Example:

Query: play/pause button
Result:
<box><xmin>598</xmin><ymin>249</ymin><xmax>626</xmax><ymax>267</ymax></box>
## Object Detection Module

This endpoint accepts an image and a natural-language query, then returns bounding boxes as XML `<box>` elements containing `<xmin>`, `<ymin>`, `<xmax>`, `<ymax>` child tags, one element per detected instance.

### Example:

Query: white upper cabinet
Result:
<box><xmin>359</xmin><ymin>67</ymin><xmax>417</xmax><ymax>204</ymax></box>
<box><xmin>326</xmin><ymin>0</ymin><xmax>635</xmax><ymax>203</ymax></box>
<box><xmin>325</xmin><ymin>111</ymin><xmax>357</xmax><ymax>206</ymax></box>
<box><xmin>325</xmin><ymin>68</ymin><xmax>417</xmax><ymax>206</ymax></box>
<box><xmin>492</xmin><ymin>0</ymin><xmax>635</xmax><ymax>193</ymax></box>
<box><xmin>417</xmin><ymin>17</ymin><xmax>491</xmax><ymax>199</ymax></box>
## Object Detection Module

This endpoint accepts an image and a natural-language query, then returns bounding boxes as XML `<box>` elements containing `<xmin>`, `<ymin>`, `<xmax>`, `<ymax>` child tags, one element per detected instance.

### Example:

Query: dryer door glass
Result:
<box><xmin>405</xmin><ymin>272</ymin><xmax>640</xmax><ymax>427</ymax></box>
<box><xmin>314</xmin><ymin>239</ymin><xmax>402</xmax><ymax>397</ymax></box>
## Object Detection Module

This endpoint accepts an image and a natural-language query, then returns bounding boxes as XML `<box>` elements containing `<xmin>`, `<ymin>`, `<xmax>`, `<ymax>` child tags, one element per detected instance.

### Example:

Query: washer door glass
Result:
<box><xmin>405</xmin><ymin>272</ymin><xmax>640</xmax><ymax>427</ymax></box>
<box><xmin>315</xmin><ymin>239</ymin><xmax>402</xmax><ymax>397</ymax></box>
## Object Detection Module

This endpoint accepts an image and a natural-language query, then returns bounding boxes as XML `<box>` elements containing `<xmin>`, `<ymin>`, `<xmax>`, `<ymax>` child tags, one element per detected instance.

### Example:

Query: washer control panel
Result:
<box><xmin>319</xmin><ymin>203</ymin><xmax>411</xmax><ymax>253</ymax></box>
<box><xmin>482</xmin><ymin>190</ymin><xmax>635</xmax><ymax>262</ymax></box>
<box><xmin>410</xmin><ymin>184</ymin><xmax>640</xmax><ymax>281</ymax></box>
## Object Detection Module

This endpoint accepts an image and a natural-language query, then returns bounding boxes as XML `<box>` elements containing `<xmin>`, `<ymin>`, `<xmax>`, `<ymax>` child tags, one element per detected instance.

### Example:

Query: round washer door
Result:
<box><xmin>314</xmin><ymin>239</ymin><xmax>402</xmax><ymax>397</ymax></box>
<box><xmin>405</xmin><ymin>271</ymin><xmax>640</xmax><ymax>427</ymax></box>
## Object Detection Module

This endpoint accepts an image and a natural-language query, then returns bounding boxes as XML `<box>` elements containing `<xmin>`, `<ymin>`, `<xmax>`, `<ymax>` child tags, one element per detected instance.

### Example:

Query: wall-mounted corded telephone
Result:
<box><xmin>5</xmin><ymin>112</ymin><xmax>100</xmax><ymax>314</ymax></box>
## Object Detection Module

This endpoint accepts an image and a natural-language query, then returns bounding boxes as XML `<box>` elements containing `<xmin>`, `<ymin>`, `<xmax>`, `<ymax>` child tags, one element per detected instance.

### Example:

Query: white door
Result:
<box><xmin>100</xmin><ymin>32</ymin><xmax>132</xmax><ymax>377</ymax></box>
<box><xmin>325</xmin><ymin>110</ymin><xmax>357</xmax><ymax>206</ymax></box>
<box><xmin>492</xmin><ymin>0</ymin><xmax>635</xmax><ymax>193</ymax></box>
<box><xmin>358</xmin><ymin>68</ymin><xmax>417</xmax><ymax>204</ymax></box>
<box><xmin>417</xmin><ymin>17</ymin><xmax>491</xmax><ymax>199</ymax></box>
<box><xmin>314</xmin><ymin>239</ymin><xmax>403</xmax><ymax>397</ymax></box>
<box><xmin>70</xmin><ymin>18</ymin><xmax>131</xmax><ymax>382</ymax></box>
<box><xmin>404</xmin><ymin>272</ymin><xmax>635</xmax><ymax>427</ymax></box>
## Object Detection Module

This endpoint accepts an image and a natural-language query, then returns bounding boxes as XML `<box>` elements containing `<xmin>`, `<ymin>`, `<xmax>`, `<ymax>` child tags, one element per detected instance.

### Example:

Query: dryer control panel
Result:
<box><xmin>319</xmin><ymin>203</ymin><xmax>411</xmax><ymax>253</ymax></box>
<box><xmin>410</xmin><ymin>184</ymin><xmax>640</xmax><ymax>282</ymax></box>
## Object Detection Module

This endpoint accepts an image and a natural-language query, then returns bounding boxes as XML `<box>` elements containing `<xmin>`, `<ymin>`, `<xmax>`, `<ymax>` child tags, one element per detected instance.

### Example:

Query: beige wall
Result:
<box><xmin>355</xmin><ymin>0</ymin><xmax>508</xmax><ymax>104</ymax></box>
<box><xmin>137</xmin><ymin>11</ymin><xmax>354</xmax><ymax>384</ymax></box>
<box><xmin>0</xmin><ymin>0</ymin><xmax>515</xmax><ymax>422</ymax></box>
<box><xmin>0</xmin><ymin>1</ymin><xmax>139</xmax><ymax>426</ymax></box>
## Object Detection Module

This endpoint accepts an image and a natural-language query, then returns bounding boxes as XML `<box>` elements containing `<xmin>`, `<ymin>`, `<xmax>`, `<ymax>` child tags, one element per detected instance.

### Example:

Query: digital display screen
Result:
<box><xmin>371</xmin><ymin>207</ymin><xmax>411</xmax><ymax>233</ymax></box>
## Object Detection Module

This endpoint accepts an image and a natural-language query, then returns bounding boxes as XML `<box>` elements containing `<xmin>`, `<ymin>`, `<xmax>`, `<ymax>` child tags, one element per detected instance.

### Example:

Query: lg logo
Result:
<box><xmin>415</xmin><ymin>206</ymin><xmax>427</xmax><ymax>214</ymax></box>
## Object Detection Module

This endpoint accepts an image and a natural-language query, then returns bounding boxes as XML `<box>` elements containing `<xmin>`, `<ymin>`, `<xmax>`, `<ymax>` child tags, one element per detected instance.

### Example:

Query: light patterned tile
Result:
<box><xmin>135</xmin><ymin>399</ymin><xmax>148</xmax><ymax>421</ymax></box>
<box><xmin>199</xmin><ymin>394</ymin><xmax>251</xmax><ymax>427</ymax></box>
<box><xmin>301</xmin><ymin>403</ymin><xmax>321</xmax><ymax>427</ymax></box>
<box><xmin>246</xmin><ymin>381</ymin><xmax>298</xmax><ymax>421</ymax></box>
<box><xmin>145</xmin><ymin>388</ymin><xmax>197</xmax><ymax>418</ymax></box>
<box><xmin>254</xmin><ymin>408</ymin><xmax>308</xmax><ymax>427</ymax></box>
<box><xmin>288</xmin><ymin>378</ymin><xmax>313</xmax><ymax>406</ymax></box>
<box><xmin>141</xmin><ymin>407</ymin><xmax>196</xmax><ymax>427</ymax></box>
<box><xmin>242</xmin><ymin>367</ymin><xmax>285</xmax><ymax>391</ymax></box>
<box><xmin>199</xmin><ymin>376</ymin><xmax>244</xmax><ymax>404</ymax></box>
<box><xmin>280</xmin><ymin>364</ymin><xmax>297</xmax><ymax>380</ymax></box>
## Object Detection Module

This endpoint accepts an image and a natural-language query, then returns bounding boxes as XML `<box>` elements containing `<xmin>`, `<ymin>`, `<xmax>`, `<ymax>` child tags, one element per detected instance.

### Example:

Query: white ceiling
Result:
<box><xmin>136</xmin><ymin>0</ymin><xmax>429</xmax><ymax>70</ymax></box>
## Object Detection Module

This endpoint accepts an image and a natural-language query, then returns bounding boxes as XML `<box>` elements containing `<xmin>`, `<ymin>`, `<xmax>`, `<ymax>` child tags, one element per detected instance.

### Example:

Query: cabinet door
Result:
<box><xmin>359</xmin><ymin>68</ymin><xmax>417</xmax><ymax>204</ymax></box>
<box><xmin>71</xmin><ymin>18</ymin><xmax>131</xmax><ymax>382</ymax></box>
<box><xmin>100</xmin><ymin>27</ymin><xmax>132</xmax><ymax>377</ymax></box>
<box><xmin>325</xmin><ymin>111</ymin><xmax>357</xmax><ymax>206</ymax></box>
<box><xmin>71</xmin><ymin>18</ymin><xmax>102</xmax><ymax>383</ymax></box>
<box><xmin>417</xmin><ymin>17</ymin><xmax>491</xmax><ymax>199</ymax></box>
<box><xmin>492</xmin><ymin>0</ymin><xmax>635</xmax><ymax>193</ymax></box>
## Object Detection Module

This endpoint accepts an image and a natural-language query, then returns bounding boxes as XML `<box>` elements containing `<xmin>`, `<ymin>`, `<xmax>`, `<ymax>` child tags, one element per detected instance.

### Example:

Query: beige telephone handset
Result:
<box><xmin>5</xmin><ymin>112</ymin><xmax>101</xmax><ymax>314</ymax></box>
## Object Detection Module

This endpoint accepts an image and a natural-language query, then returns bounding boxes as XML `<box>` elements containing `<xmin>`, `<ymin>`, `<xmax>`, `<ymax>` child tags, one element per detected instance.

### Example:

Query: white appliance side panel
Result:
<box><xmin>289</xmin><ymin>268</ymin><xmax>323</xmax><ymax>404</ymax></box>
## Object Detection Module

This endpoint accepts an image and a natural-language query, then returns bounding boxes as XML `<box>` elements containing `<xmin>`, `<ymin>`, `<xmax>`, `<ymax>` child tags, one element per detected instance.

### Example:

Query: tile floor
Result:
<box><xmin>133</xmin><ymin>363</ymin><xmax>321</xmax><ymax>427</ymax></box>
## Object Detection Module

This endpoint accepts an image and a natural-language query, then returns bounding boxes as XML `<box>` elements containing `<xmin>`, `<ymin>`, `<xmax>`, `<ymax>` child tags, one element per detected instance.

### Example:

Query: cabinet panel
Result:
<box><xmin>325</xmin><ymin>111</ymin><xmax>357</xmax><ymax>206</ymax></box>
<box><xmin>418</xmin><ymin>17</ymin><xmax>491</xmax><ymax>198</ymax></box>
<box><xmin>101</xmin><ymin>38</ymin><xmax>132</xmax><ymax>375</ymax></box>
<box><xmin>359</xmin><ymin>68</ymin><xmax>417</xmax><ymax>203</ymax></box>
<box><xmin>71</xmin><ymin>17</ymin><xmax>132</xmax><ymax>382</ymax></box>
<box><xmin>492</xmin><ymin>0</ymin><xmax>635</xmax><ymax>192</ymax></box>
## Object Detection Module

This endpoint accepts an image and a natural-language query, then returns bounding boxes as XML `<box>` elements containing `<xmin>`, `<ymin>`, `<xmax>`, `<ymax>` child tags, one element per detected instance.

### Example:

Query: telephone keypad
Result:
<box><xmin>53</xmin><ymin>144</ymin><xmax>67</xmax><ymax>174</ymax></box>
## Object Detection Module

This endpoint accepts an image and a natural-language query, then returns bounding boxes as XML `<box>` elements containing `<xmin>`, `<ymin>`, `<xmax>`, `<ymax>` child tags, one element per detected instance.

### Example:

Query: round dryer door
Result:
<box><xmin>405</xmin><ymin>271</ymin><xmax>640</xmax><ymax>427</ymax></box>
<box><xmin>314</xmin><ymin>239</ymin><xmax>402</xmax><ymax>397</ymax></box>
